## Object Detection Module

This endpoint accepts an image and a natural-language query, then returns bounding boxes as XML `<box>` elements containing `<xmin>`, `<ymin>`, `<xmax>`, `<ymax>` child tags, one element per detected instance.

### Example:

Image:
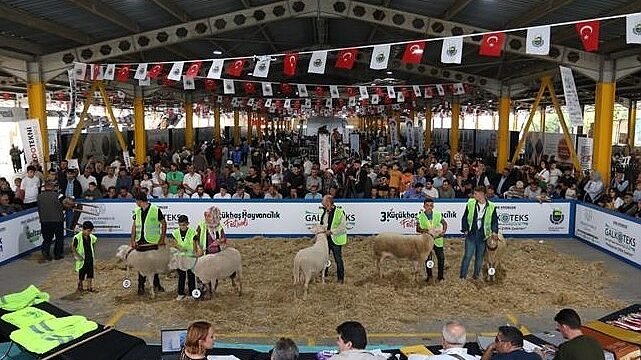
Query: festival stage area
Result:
<box><xmin>0</xmin><ymin>236</ymin><xmax>639</xmax><ymax>346</ymax></box>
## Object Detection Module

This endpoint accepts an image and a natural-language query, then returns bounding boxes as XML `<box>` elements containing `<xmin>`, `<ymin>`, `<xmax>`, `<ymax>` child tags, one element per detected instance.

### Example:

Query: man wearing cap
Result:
<box><xmin>130</xmin><ymin>193</ymin><xmax>167</xmax><ymax>295</ymax></box>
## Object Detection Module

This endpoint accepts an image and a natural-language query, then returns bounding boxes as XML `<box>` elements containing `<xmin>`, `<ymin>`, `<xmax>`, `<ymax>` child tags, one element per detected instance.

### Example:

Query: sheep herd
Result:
<box><xmin>115</xmin><ymin>228</ymin><xmax>507</xmax><ymax>300</ymax></box>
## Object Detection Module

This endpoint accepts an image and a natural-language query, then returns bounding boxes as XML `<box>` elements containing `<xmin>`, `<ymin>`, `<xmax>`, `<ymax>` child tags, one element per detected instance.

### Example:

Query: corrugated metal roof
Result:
<box><xmin>454</xmin><ymin>0</ymin><xmax>543</xmax><ymax>30</ymax></box>
<box><xmin>101</xmin><ymin>0</ymin><xmax>178</xmax><ymax>32</ymax></box>
<box><xmin>178</xmin><ymin>0</ymin><xmax>244</xmax><ymax>19</ymax></box>
<box><xmin>390</xmin><ymin>0</ymin><xmax>455</xmax><ymax>18</ymax></box>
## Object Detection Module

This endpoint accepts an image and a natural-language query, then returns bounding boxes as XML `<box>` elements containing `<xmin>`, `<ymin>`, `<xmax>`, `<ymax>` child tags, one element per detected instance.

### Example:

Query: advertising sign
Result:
<box><xmin>0</xmin><ymin>211</ymin><xmax>43</xmax><ymax>264</ymax></box>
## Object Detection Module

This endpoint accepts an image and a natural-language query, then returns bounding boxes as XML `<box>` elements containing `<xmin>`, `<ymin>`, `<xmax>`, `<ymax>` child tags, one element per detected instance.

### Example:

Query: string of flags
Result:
<box><xmin>72</xmin><ymin>12</ymin><xmax>641</xmax><ymax>88</ymax></box>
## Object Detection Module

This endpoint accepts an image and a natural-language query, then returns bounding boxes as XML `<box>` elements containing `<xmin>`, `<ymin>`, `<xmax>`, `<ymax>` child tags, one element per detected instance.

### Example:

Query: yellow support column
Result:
<box><xmin>450</xmin><ymin>101</ymin><xmax>460</xmax><ymax>165</ymax></box>
<box><xmin>27</xmin><ymin>82</ymin><xmax>49</xmax><ymax>166</ymax></box>
<box><xmin>213</xmin><ymin>106</ymin><xmax>221</xmax><ymax>145</ymax></box>
<box><xmin>184</xmin><ymin>98</ymin><xmax>194</xmax><ymax>150</ymax></box>
<box><xmin>133</xmin><ymin>87</ymin><xmax>146</xmax><ymax>165</ymax></box>
<box><xmin>424</xmin><ymin>107</ymin><xmax>432</xmax><ymax>151</ymax></box>
<box><xmin>247</xmin><ymin>112</ymin><xmax>253</xmax><ymax>143</ymax></box>
<box><xmin>593</xmin><ymin>82</ymin><xmax>616</xmax><ymax>184</ymax></box>
<box><xmin>258</xmin><ymin>113</ymin><xmax>264</xmax><ymax>141</ymax></box>
<box><xmin>628</xmin><ymin>101</ymin><xmax>637</xmax><ymax>148</ymax></box>
<box><xmin>497</xmin><ymin>96</ymin><xmax>511</xmax><ymax>170</ymax></box>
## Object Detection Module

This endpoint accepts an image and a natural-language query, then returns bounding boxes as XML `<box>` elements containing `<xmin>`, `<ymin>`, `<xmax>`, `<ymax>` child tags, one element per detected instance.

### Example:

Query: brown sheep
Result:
<box><xmin>482</xmin><ymin>233</ymin><xmax>507</xmax><ymax>283</ymax></box>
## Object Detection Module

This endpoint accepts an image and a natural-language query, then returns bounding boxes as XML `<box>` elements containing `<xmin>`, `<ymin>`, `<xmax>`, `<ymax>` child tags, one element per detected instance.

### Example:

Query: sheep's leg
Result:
<box><xmin>207</xmin><ymin>282</ymin><xmax>213</xmax><ymax>300</ymax></box>
<box><xmin>412</xmin><ymin>261</ymin><xmax>420</xmax><ymax>282</ymax></box>
<box><xmin>236</xmin><ymin>275</ymin><xmax>242</xmax><ymax>296</ymax></box>
<box><xmin>377</xmin><ymin>252</ymin><xmax>392</xmax><ymax>278</ymax></box>
<box><xmin>303</xmin><ymin>277</ymin><xmax>310</xmax><ymax>298</ymax></box>
<box><xmin>213</xmin><ymin>279</ymin><xmax>219</xmax><ymax>292</ymax></box>
<box><xmin>321</xmin><ymin>268</ymin><xmax>326</xmax><ymax>284</ymax></box>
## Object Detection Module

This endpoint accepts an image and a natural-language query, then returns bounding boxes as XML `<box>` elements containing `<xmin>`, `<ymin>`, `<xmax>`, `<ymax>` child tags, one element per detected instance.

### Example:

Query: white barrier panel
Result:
<box><xmin>0</xmin><ymin>210</ymin><xmax>43</xmax><ymax>264</ymax></box>
<box><xmin>78</xmin><ymin>200</ymin><xmax>571</xmax><ymax>237</ymax></box>
<box><xmin>575</xmin><ymin>204</ymin><xmax>640</xmax><ymax>267</ymax></box>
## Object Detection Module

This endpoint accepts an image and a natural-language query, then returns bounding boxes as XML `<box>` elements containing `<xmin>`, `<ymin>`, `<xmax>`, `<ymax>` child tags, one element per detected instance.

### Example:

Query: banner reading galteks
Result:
<box><xmin>19</xmin><ymin>119</ymin><xmax>44</xmax><ymax>167</ymax></box>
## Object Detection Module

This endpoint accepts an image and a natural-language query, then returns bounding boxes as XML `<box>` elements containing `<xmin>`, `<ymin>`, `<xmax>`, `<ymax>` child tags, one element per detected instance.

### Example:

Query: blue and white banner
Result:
<box><xmin>0</xmin><ymin>210</ymin><xmax>43</xmax><ymax>264</ymax></box>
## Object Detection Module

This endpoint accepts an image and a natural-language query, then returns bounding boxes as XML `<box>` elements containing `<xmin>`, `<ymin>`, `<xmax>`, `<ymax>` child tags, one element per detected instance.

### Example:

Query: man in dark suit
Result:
<box><xmin>493</xmin><ymin>168</ymin><xmax>515</xmax><ymax>197</ymax></box>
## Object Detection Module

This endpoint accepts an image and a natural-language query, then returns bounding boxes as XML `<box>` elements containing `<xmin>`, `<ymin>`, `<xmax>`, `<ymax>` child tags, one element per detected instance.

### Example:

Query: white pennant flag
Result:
<box><xmin>308</xmin><ymin>51</ymin><xmax>328</xmax><ymax>74</ymax></box>
<box><xmin>435</xmin><ymin>84</ymin><xmax>445</xmax><ymax>96</ymax></box>
<box><xmin>454</xmin><ymin>83</ymin><xmax>465</xmax><ymax>95</ymax></box>
<box><xmin>139</xmin><ymin>77</ymin><xmax>150</xmax><ymax>86</ymax></box>
<box><xmin>330</xmin><ymin>86</ymin><xmax>339</xmax><ymax>98</ymax></box>
<box><xmin>325</xmin><ymin>98</ymin><xmax>332</xmax><ymax>108</ymax></box>
<box><xmin>207</xmin><ymin>59</ymin><xmax>224</xmax><ymax>79</ymax></box>
<box><xmin>284</xmin><ymin>99</ymin><xmax>291</xmax><ymax>108</ymax></box>
<box><xmin>253</xmin><ymin>56</ymin><xmax>271</xmax><ymax>78</ymax></box>
<box><xmin>167</xmin><ymin>62</ymin><xmax>184</xmax><ymax>81</ymax></box>
<box><xmin>134</xmin><ymin>63</ymin><xmax>148</xmax><ymax>80</ymax></box>
<box><xmin>104</xmin><ymin>64</ymin><xmax>116</xmax><ymax>80</ymax></box>
<box><xmin>348</xmin><ymin>96</ymin><xmax>356</xmax><ymax>107</ymax></box>
<box><xmin>370</xmin><ymin>45</ymin><xmax>391</xmax><ymax>70</ymax></box>
<box><xmin>526</xmin><ymin>26</ymin><xmax>551</xmax><ymax>55</ymax></box>
<box><xmin>231</xmin><ymin>98</ymin><xmax>240</xmax><ymax>107</ymax></box>
<box><xmin>412</xmin><ymin>85</ymin><xmax>422</xmax><ymax>97</ymax></box>
<box><xmin>90</xmin><ymin>64</ymin><xmax>104</xmax><ymax>80</ymax></box>
<box><xmin>397</xmin><ymin>91</ymin><xmax>405</xmax><ymax>103</ymax></box>
<box><xmin>441</xmin><ymin>36</ymin><xmax>463</xmax><ymax>64</ymax></box>
<box><xmin>304</xmin><ymin>99</ymin><xmax>312</xmax><ymax>108</ymax></box>
<box><xmin>626</xmin><ymin>13</ymin><xmax>641</xmax><ymax>44</ymax></box>
<box><xmin>386</xmin><ymin>86</ymin><xmax>396</xmax><ymax>99</ymax></box>
<box><xmin>262</xmin><ymin>82</ymin><xmax>273</xmax><ymax>96</ymax></box>
<box><xmin>297</xmin><ymin>84</ymin><xmax>308</xmax><ymax>97</ymax></box>
<box><xmin>247</xmin><ymin>98</ymin><xmax>255</xmax><ymax>106</ymax></box>
<box><xmin>73</xmin><ymin>63</ymin><xmax>87</xmax><ymax>80</ymax></box>
<box><xmin>183</xmin><ymin>76</ymin><xmax>195</xmax><ymax>90</ymax></box>
<box><xmin>359</xmin><ymin>86</ymin><xmax>369</xmax><ymax>99</ymax></box>
<box><xmin>223</xmin><ymin>79</ymin><xmax>235</xmax><ymax>94</ymax></box>
<box><xmin>45</xmin><ymin>92</ymin><xmax>52</xmax><ymax>103</ymax></box>
<box><xmin>217</xmin><ymin>96</ymin><xmax>223</xmax><ymax>103</ymax></box>
<box><xmin>371</xmin><ymin>94</ymin><xmax>380</xmax><ymax>104</ymax></box>
<box><xmin>265</xmin><ymin>99</ymin><xmax>273</xmax><ymax>108</ymax></box>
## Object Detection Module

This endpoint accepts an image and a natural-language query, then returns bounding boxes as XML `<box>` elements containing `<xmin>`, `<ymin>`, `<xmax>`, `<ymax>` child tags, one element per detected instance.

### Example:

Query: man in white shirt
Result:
<box><xmin>231</xmin><ymin>185</ymin><xmax>251</xmax><ymax>199</ymax></box>
<box><xmin>303</xmin><ymin>157</ymin><xmax>313</xmax><ymax>177</ymax></box>
<box><xmin>548</xmin><ymin>161</ymin><xmax>562</xmax><ymax>187</ymax></box>
<box><xmin>213</xmin><ymin>184</ymin><xmax>232</xmax><ymax>199</ymax></box>
<box><xmin>264</xmin><ymin>184</ymin><xmax>283</xmax><ymax>199</ymax></box>
<box><xmin>77</xmin><ymin>166</ymin><xmax>97</xmax><ymax>193</ymax></box>
<box><xmin>423</xmin><ymin>180</ymin><xmax>439</xmax><ymax>199</ymax></box>
<box><xmin>191</xmin><ymin>185</ymin><xmax>211</xmax><ymax>199</ymax></box>
<box><xmin>408</xmin><ymin>321</ymin><xmax>475</xmax><ymax>360</ymax></box>
<box><xmin>20</xmin><ymin>165</ymin><xmax>42</xmax><ymax>208</ymax></box>
<box><xmin>100</xmin><ymin>166</ymin><xmax>117</xmax><ymax>192</ymax></box>
<box><xmin>182</xmin><ymin>165</ymin><xmax>202</xmax><ymax>196</ymax></box>
<box><xmin>151</xmin><ymin>163</ymin><xmax>166</xmax><ymax>198</ymax></box>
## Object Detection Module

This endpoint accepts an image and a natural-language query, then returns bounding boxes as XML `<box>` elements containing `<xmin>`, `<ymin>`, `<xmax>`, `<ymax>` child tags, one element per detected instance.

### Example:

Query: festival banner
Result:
<box><xmin>559</xmin><ymin>66</ymin><xmax>584</xmax><ymax>127</ymax></box>
<box><xmin>405</xmin><ymin>118</ymin><xmax>415</xmax><ymax>148</ymax></box>
<box><xmin>577</xmin><ymin>137</ymin><xmax>593</xmax><ymax>170</ymax></box>
<box><xmin>19</xmin><ymin>119</ymin><xmax>44</xmax><ymax>167</ymax></box>
<box><xmin>389</xmin><ymin>118</ymin><xmax>398</xmax><ymax>146</ymax></box>
<box><xmin>0</xmin><ymin>210</ymin><xmax>43</xmax><ymax>264</ymax></box>
<box><xmin>318</xmin><ymin>133</ymin><xmax>331</xmax><ymax>171</ymax></box>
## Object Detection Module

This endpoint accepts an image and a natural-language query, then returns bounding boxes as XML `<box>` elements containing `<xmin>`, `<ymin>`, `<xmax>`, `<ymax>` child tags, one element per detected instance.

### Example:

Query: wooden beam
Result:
<box><xmin>66</xmin><ymin>0</ymin><xmax>141</xmax><ymax>33</ymax></box>
<box><xmin>506</xmin><ymin>0</ymin><xmax>576</xmax><ymax>27</ymax></box>
<box><xmin>441</xmin><ymin>0</ymin><xmax>473</xmax><ymax>20</ymax></box>
<box><xmin>0</xmin><ymin>3</ymin><xmax>93</xmax><ymax>44</ymax></box>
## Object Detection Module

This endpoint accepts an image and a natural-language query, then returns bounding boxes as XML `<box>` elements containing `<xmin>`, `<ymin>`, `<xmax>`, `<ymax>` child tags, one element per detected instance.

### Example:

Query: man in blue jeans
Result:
<box><xmin>460</xmin><ymin>186</ymin><xmax>499</xmax><ymax>280</ymax></box>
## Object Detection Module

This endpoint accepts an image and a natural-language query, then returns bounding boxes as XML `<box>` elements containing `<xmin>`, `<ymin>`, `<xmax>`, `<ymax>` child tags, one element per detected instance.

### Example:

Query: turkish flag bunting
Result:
<box><xmin>335</xmin><ymin>48</ymin><xmax>358</xmax><ymax>69</ymax></box>
<box><xmin>186</xmin><ymin>61</ymin><xmax>202</xmax><ymax>78</ymax></box>
<box><xmin>575</xmin><ymin>21</ymin><xmax>600</xmax><ymax>52</ymax></box>
<box><xmin>116</xmin><ymin>65</ymin><xmax>131</xmax><ymax>82</ymax></box>
<box><xmin>226</xmin><ymin>59</ymin><xmax>245</xmax><ymax>77</ymax></box>
<box><xmin>346</xmin><ymin>87</ymin><xmax>356</xmax><ymax>97</ymax></box>
<box><xmin>204</xmin><ymin>79</ymin><xmax>217</xmax><ymax>91</ymax></box>
<box><xmin>315</xmin><ymin>86</ymin><xmax>325</xmax><ymax>97</ymax></box>
<box><xmin>401</xmin><ymin>41</ymin><xmax>425</xmax><ymax>64</ymax></box>
<box><xmin>281</xmin><ymin>83</ymin><xmax>293</xmax><ymax>94</ymax></box>
<box><xmin>244</xmin><ymin>82</ymin><xmax>256</xmax><ymax>94</ymax></box>
<box><xmin>479</xmin><ymin>32</ymin><xmax>506</xmax><ymax>57</ymax></box>
<box><xmin>283</xmin><ymin>52</ymin><xmax>298</xmax><ymax>76</ymax></box>
<box><xmin>148</xmin><ymin>64</ymin><xmax>164</xmax><ymax>79</ymax></box>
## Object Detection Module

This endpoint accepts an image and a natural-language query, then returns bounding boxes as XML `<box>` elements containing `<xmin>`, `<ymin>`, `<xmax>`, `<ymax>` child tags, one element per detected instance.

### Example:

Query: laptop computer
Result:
<box><xmin>160</xmin><ymin>328</ymin><xmax>188</xmax><ymax>360</ymax></box>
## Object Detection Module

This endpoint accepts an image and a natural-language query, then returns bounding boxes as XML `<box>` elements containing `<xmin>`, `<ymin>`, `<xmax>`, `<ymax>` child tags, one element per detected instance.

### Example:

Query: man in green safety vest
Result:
<box><xmin>130</xmin><ymin>192</ymin><xmax>167</xmax><ymax>295</ymax></box>
<box><xmin>416</xmin><ymin>198</ymin><xmax>448</xmax><ymax>282</ymax></box>
<box><xmin>320</xmin><ymin>195</ymin><xmax>347</xmax><ymax>284</ymax></box>
<box><xmin>170</xmin><ymin>214</ymin><xmax>197</xmax><ymax>301</ymax></box>
<box><xmin>460</xmin><ymin>186</ymin><xmax>499</xmax><ymax>280</ymax></box>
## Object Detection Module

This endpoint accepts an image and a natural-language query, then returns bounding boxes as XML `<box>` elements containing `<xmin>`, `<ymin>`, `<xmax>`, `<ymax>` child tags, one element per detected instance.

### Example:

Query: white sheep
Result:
<box><xmin>372</xmin><ymin>228</ymin><xmax>441</xmax><ymax>281</ymax></box>
<box><xmin>169</xmin><ymin>247</ymin><xmax>243</xmax><ymax>299</ymax></box>
<box><xmin>293</xmin><ymin>225</ymin><xmax>330</xmax><ymax>296</ymax></box>
<box><xmin>115</xmin><ymin>245</ymin><xmax>171</xmax><ymax>299</ymax></box>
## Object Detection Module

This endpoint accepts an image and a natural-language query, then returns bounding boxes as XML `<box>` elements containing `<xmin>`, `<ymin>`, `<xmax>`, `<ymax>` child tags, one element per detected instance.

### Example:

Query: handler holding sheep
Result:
<box><xmin>320</xmin><ymin>195</ymin><xmax>347</xmax><ymax>284</ymax></box>
<box><xmin>460</xmin><ymin>186</ymin><xmax>499</xmax><ymax>280</ymax></box>
<box><xmin>416</xmin><ymin>198</ymin><xmax>448</xmax><ymax>282</ymax></box>
<box><xmin>131</xmin><ymin>193</ymin><xmax>167</xmax><ymax>295</ymax></box>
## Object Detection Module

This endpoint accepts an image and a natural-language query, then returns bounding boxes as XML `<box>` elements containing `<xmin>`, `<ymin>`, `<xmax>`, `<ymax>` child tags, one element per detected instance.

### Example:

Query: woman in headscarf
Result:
<box><xmin>194</xmin><ymin>206</ymin><xmax>227</xmax><ymax>256</ymax></box>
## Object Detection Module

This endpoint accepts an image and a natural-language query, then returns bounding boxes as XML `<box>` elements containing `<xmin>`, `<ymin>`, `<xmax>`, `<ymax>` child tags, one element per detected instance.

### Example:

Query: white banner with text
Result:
<box><xmin>0</xmin><ymin>211</ymin><xmax>43</xmax><ymax>264</ymax></box>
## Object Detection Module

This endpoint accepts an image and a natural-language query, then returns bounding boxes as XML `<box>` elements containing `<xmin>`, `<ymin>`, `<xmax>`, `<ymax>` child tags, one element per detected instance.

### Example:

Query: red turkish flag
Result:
<box><xmin>204</xmin><ymin>79</ymin><xmax>217</xmax><ymax>91</ymax></box>
<box><xmin>116</xmin><ymin>65</ymin><xmax>131</xmax><ymax>82</ymax></box>
<box><xmin>401</xmin><ymin>41</ymin><xmax>425</xmax><ymax>64</ymax></box>
<box><xmin>148</xmin><ymin>64</ymin><xmax>164</xmax><ymax>79</ymax></box>
<box><xmin>575</xmin><ymin>21</ymin><xmax>600</xmax><ymax>52</ymax></box>
<box><xmin>479</xmin><ymin>32</ymin><xmax>506</xmax><ymax>57</ymax></box>
<box><xmin>335</xmin><ymin>48</ymin><xmax>358</xmax><ymax>69</ymax></box>
<box><xmin>346</xmin><ymin>87</ymin><xmax>356</xmax><ymax>97</ymax></box>
<box><xmin>186</xmin><ymin>61</ymin><xmax>202</xmax><ymax>78</ymax></box>
<box><xmin>315</xmin><ymin>86</ymin><xmax>325</xmax><ymax>97</ymax></box>
<box><xmin>226</xmin><ymin>59</ymin><xmax>245</xmax><ymax>77</ymax></box>
<box><xmin>244</xmin><ymin>82</ymin><xmax>256</xmax><ymax>94</ymax></box>
<box><xmin>281</xmin><ymin>83</ymin><xmax>292</xmax><ymax>94</ymax></box>
<box><xmin>283</xmin><ymin>52</ymin><xmax>298</xmax><ymax>76</ymax></box>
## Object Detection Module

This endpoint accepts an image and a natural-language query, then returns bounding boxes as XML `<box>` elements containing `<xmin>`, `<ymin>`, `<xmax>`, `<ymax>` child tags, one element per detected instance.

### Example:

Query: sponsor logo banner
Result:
<box><xmin>0</xmin><ymin>211</ymin><xmax>43</xmax><ymax>263</ymax></box>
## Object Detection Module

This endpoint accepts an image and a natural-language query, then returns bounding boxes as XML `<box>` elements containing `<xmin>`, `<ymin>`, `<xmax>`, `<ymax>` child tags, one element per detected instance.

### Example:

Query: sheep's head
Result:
<box><xmin>168</xmin><ymin>254</ymin><xmax>180</xmax><ymax>270</ymax></box>
<box><xmin>427</xmin><ymin>226</ymin><xmax>444</xmax><ymax>238</ymax></box>
<box><xmin>309</xmin><ymin>224</ymin><xmax>325</xmax><ymax>234</ymax></box>
<box><xmin>115</xmin><ymin>245</ymin><xmax>132</xmax><ymax>261</ymax></box>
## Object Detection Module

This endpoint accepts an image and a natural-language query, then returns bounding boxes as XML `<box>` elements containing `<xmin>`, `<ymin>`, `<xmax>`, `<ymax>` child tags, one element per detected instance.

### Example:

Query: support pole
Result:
<box><xmin>258</xmin><ymin>113</ymin><xmax>264</xmax><ymax>141</ymax></box>
<box><xmin>97</xmin><ymin>82</ymin><xmax>127</xmax><ymax>153</ymax></box>
<box><xmin>184</xmin><ymin>97</ymin><xmax>194</xmax><ymax>150</ymax></box>
<box><xmin>66</xmin><ymin>82</ymin><xmax>98</xmax><ymax>160</ymax></box>
<box><xmin>497</xmin><ymin>96</ymin><xmax>511</xmax><ymax>170</ymax></box>
<box><xmin>628</xmin><ymin>101</ymin><xmax>637</xmax><ymax>148</ymax></box>
<box><xmin>540</xmin><ymin>106</ymin><xmax>546</xmax><ymax>150</ymax></box>
<box><xmin>450</xmin><ymin>101</ymin><xmax>460</xmax><ymax>165</ymax></box>
<box><xmin>133</xmin><ymin>86</ymin><xmax>146</xmax><ymax>165</ymax></box>
<box><xmin>247</xmin><ymin>112</ymin><xmax>253</xmax><ymax>143</ymax></box>
<box><xmin>233</xmin><ymin>110</ymin><xmax>240</xmax><ymax>146</ymax></box>
<box><xmin>213</xmin><ymin>106</ymin><xmax>221</xmax><ymax>145</ymax></box>
<box><xmin>545</xmin><ymin>77</ymin><xmax>581</xmax><ymax>171</ymax></box>
<box><xmin>511</xmin><ymin>80</ymin><xmax>547</xmax><ymax>165</ymax></box>
<box><xmin>593</xmin><ymin>82</ymin><xmax>616</xmax><ymax>184</ymax></box>
<box><xmin>424</xmin><ymin>107</ymin><xmax>432</xmax><ymax>151</ymax></box>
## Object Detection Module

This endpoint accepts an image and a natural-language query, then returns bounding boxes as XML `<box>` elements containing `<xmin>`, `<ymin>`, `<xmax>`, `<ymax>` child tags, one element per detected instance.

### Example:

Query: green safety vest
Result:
<box><xmin>10</xmin><ymin>315</ymin><xmax>98</xmax><ymax>354</ymax></box>
<box><xmin>1</xmin><ymin>307</ymin><xmax>55</xmax><ymax>329</ymax></box>
<box><xmin>172</xmin><ymin>227</ymin><xmax>197</xmax><ymax>256</ymax></box>
<box><xmin>466</xmin><ymin>199</ymin><xmax>496</xmax><ymax>238</ymax></box>
<box><xmin>322</xmin><ymin>207</ymin><xmax>347</xmax><ymax>245</ymax></box>
<box><xmin>134</xmin><ymin>204</ymin><xmax>161</xmax><ymax>244</ymax></box>
<box><xmin>417</xmin><ymin>210</ymin><xmax>444</xmax><ymax>247</ymax></box>
<box><xmin>73</xmin><ymin>232</ymin><xmax>97</xmax><ymax>272</ymax></box>
<box><xmin>197</xmin><ymin>221</ymin><xmax>224</xmax><ymax>252</ymax></box>
<box><xmin>0</xmin><ymin>285</ymin><xmax>50</xmax><ymax>311</ymax></box>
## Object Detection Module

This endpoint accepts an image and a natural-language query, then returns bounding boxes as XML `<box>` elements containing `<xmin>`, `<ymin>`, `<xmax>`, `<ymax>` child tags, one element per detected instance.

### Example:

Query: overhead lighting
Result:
<box><xmin>247</xmin><ymin>73</ymin><xmax>253</xmax><ymax>76</ymax></box>
<box><xmin>370</xmin><ymin>83</ymin><xmax>376</xmax><ymax>86</ymax></box>
<box><xmin>212</xmin><ymin>50</ymin><xmax>223</xmax><ymax>55</ymax></box>
<box><xmin>386</xmin><ymin>71</ymin><xmax>393</xmax><ymax>75</ymax></box>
